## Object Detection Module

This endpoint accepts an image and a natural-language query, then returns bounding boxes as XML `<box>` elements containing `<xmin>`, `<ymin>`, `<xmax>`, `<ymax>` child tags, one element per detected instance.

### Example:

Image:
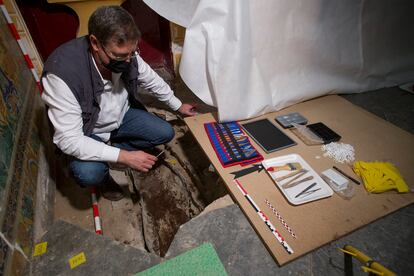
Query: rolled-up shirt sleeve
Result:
<box><xmin>41</xmin><ymin>73</ymin><xmax>120</xmax><ymax>162</ymax></box>
<box><xmin>136</xmin><ymin>55</ymin><xmax>182</xmax><ymax>111</ymax></box>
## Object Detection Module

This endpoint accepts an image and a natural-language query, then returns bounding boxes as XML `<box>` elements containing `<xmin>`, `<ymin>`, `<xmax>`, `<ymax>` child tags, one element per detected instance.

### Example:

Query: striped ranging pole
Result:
<box><xmin>234</xmin><ymin>179</ymin><xmax>294</xmax><ymax>254</ymax></box>
<box><xmin>0</xmin><ymin>0</ymin><xmax>42</xmax><ymax>93</ymax></box>
<box><xmin>91</xmin><ymin>187</ymin><xmax>103</xmax><ymax>235</ymax></box>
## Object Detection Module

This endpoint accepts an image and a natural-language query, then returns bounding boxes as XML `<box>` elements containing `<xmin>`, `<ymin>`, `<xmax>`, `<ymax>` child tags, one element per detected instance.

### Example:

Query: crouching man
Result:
<box><xmin>42</xmin><ymin>6</ymin><xmax>196</xmax><ymax>200</ymax></box>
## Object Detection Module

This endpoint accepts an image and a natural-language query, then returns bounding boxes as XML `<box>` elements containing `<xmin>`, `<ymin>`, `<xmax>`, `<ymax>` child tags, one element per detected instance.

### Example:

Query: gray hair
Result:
<box><xmin>88</xmin><ymin>6</ymin><xmax>141</xmax><ymax>46</ymax></box>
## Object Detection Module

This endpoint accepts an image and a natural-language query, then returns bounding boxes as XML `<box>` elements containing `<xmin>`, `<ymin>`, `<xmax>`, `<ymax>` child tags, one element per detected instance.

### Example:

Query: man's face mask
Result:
<box><xmin>103</xmin><ymin>59</ymin><xmax>131</xmax><ymax>73</ymax></box>
<box><xmin>99</xmin><ymin>41</ymin><xmax>137</xmax><ymax>73</ymax></box>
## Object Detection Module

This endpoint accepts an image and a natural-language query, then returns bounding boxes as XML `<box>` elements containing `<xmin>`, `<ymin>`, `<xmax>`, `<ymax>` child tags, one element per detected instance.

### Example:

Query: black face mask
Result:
<box><xmin>103</xmin><ymin>59</ymin><xmax>131</xmax><ymax>73</ymax></box>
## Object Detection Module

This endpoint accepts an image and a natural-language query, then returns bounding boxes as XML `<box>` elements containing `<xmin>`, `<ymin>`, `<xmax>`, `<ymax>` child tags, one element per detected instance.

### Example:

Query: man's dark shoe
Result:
<box><xmin>101</xmin><ymin>177</ymin><xmax>125</xmax><ymax>201</ymax></box>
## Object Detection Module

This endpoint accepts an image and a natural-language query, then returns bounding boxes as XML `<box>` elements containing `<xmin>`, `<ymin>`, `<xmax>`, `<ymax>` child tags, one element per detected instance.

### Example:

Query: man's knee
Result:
<box><xmin>69</xmin><ymin>161</ymin><xmax>108</xmax><ymax>187</ymax></box>
<box><xmin>157</xmin><ymin>123</ymin><xmax>175</xmax><ymax>144</ymax></box>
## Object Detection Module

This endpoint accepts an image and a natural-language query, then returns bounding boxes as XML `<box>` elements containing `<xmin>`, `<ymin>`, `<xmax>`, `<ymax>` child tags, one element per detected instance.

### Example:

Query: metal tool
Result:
<box><xmin>340</xmin><ymin>245</ymin><xmax>396</xmax><ymax>276</ymax></box>
<box><xmin>275</xmin><ymin>168</ymin><xmax>308</xmax><ymax>182</ymax></box>
<box><xmin>282</xmin><ymin>175</ymin><xmax>314</xmax><ymax>189</ymax></box>
<box><xmin>297</xmin><ymin>188</ymin><xmax>321</xmax><ymax>198</ymax></box>
<box><xmin>294</xmin><ymin>182</ymin><xmax>317</xmax><ymax>198</ymax></box>
<box><xmin>278</xmin><ymin>169</ymin><xmax>307</xmax><ymax>186</ymax></box>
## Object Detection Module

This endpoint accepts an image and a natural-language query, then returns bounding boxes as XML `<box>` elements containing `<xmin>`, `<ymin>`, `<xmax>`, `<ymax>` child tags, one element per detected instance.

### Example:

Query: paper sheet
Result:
<box><xmin>144</xmin><ymin>0</ymin><xmax>414</xmax><ymax>122</ymax></box>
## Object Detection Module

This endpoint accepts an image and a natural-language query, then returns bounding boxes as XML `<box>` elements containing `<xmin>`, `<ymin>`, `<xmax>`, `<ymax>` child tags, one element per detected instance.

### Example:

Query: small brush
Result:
<box><xmin>267</xmin><ymin>162</ymin><xmax>302</xmax><ymax>172</ymax></box>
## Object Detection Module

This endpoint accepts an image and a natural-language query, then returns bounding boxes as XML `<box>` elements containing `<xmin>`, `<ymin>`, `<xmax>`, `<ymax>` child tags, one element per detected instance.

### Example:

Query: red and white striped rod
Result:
<box><xmin>91</xmin><ymin>187</ymin><xmax>103</xmax><ymax>235</ymax></box>
<box><xmin>0</xmin><ymin>0</ymin><xmax>42</xmax><ymax>93</ymax></box>
<box><xmin>234</xmin><ymin>179</ymin><xmax>293</xmax><ymax>254</ymax></box>
<box><xmin>264</xmin><ymin>199</ymin><xmax>297</xmax><ymax>239</ymax></box>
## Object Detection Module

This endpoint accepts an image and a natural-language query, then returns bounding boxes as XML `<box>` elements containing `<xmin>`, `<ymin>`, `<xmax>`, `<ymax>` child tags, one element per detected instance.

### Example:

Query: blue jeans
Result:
<box><xmin>69</xmin><ymin>108</ymin><xmax>174</xmax><ymax>187</ymax></box>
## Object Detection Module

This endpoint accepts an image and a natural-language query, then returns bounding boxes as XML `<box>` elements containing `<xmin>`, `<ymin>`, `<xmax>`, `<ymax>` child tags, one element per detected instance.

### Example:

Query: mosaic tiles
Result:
<box><xmin>0</xmin><ymin>6</ymin><xmax>42</xmax><ymax>275</ymax></box>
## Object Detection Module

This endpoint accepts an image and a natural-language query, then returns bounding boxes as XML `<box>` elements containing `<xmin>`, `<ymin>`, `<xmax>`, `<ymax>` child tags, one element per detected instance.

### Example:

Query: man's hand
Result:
<box><xmin>178</xmin><ymin>103</ymin><xmax>198</xmax><ymax>116</ymax></box>
<box><xmin>117</xmin><ymin>149</ymin><xmax>157</xmax><ymax>172</ymax></box>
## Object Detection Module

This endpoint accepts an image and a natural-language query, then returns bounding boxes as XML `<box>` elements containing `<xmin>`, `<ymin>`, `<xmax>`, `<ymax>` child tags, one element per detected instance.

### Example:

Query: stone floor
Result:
<box><xmin>52</xmin><ymin>83</ymin><xmax>414</xmax><ymax>275</ymax></box>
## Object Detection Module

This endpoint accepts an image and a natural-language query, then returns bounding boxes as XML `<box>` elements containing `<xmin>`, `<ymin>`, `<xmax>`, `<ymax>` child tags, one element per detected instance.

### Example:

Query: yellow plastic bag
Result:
<box><xmin>353</xmin><ymin>161</ymin><xmax>409</xmax><ymax>193</ymax></box>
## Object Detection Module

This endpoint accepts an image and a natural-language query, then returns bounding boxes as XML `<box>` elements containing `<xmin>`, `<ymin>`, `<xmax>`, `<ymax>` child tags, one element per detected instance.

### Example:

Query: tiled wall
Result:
<box><xmin>0</xmin><ymin>4</ymin><xmax>52</xmax><ymax>274</ymax></box>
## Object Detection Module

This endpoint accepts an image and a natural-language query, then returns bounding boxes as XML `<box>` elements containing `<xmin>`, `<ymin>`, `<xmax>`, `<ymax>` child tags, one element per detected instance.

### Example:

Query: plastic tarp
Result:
<box><xmin>144</xmin><ymin>0</ymin><xmax>414</xmax><ymax>122</ymax></box>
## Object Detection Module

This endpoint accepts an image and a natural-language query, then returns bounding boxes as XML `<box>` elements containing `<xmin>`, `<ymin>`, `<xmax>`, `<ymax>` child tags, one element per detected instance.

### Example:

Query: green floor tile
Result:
<box><xmin>136</xmin><ymin>243</ymin><xmax>227</xmax><ymax>276</ymax></box>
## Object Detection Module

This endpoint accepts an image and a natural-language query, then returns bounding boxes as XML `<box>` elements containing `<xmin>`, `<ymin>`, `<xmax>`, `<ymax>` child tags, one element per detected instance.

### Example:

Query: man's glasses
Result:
<box><xmin>100</xmin><ymin>41</ymin><xmax>139</xmax><ymax>61</ymax></box>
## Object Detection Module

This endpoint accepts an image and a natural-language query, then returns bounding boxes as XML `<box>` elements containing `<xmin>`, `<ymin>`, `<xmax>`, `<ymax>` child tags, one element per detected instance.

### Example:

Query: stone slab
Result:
<box><xmin>32</xmin><ymin>220</ymin><xmax>161</xmax><ymax>275</ymax></box>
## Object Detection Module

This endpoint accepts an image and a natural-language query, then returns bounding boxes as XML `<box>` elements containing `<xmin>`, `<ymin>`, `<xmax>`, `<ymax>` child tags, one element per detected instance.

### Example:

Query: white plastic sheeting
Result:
<box><xmin>144</xmin><ymin>0</ymin><xmax>414</xmax><ymax>122</ymax></box>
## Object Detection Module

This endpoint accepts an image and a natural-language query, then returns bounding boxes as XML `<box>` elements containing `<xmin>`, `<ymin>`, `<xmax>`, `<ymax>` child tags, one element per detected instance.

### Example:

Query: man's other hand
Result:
<box><xmin>117</xmin><ymin>150</ymin><xmax>157</xmax><ymax>172</ymax></box>
<box><xmin>178</xmin><ymin>103</ymin><xmax>198</xmax><ymax>116</ymax></box>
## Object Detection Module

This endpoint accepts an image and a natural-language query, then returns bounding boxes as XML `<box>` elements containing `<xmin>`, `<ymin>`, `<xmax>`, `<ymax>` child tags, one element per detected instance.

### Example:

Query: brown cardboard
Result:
<box><xmin>184</xmin><ymin>95</ymin><xmax>414</xmax><ymax>265</ymax></box>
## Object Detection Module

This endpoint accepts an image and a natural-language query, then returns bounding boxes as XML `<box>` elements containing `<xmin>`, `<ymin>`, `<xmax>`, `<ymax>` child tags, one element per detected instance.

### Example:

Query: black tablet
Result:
<box><xmin>307</xmin><ymin>122</ymin><xmax>341</xmax><ymax>144</ymax></box>
<box><xmin>242</xmin><ymin>119</ymin><xmax>297</xmax><ymax>153</ymax></box>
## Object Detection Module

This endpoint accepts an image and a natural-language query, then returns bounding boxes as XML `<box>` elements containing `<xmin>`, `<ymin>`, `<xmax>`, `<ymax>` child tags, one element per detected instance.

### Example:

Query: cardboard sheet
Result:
<box><xmin>184</xmin><ymin>95</ymin><xmax>414</xmax><ymax>265</ymax></box>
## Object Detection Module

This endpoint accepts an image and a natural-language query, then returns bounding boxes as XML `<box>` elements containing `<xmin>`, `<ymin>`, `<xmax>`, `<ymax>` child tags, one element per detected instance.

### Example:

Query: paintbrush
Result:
<box><xmin>267</xmin><ymin>162</ymin><xmax>302</xmax><ymax>172</ymax></box>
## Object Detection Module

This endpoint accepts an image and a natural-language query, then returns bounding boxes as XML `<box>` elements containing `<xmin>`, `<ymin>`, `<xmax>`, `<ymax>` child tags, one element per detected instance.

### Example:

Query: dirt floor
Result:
<box><xmin>53</xmin><ymin>77</ymin><xmax>227</xmax><ymax>256</ymax></box>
